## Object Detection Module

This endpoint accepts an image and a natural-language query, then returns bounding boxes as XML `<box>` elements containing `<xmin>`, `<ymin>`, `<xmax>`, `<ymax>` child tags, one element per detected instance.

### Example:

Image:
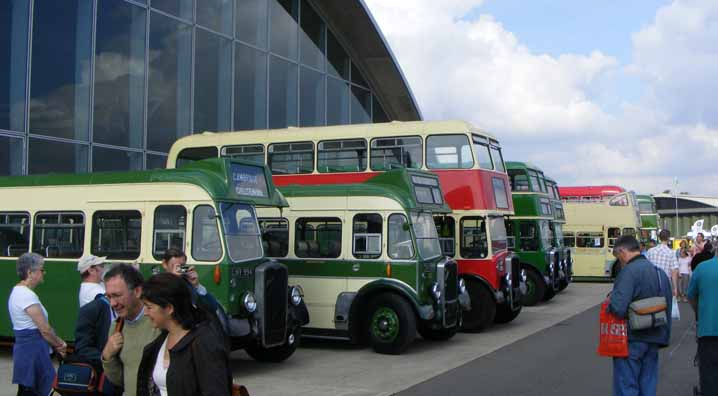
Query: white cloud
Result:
<box><xmin>365</xmin><ymin>0</ymin><xmax>718</xmax><ymax>195</ymax></box>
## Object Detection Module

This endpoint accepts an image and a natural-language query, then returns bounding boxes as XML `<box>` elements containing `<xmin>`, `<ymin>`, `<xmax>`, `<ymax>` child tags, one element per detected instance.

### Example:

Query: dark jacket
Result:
<box><xmin>608</xmin><ymin>254</ymin><xmax>673</xmax><ymax>347</ymax></box>
<box><xmin>136</xmin><ymin>318</ymin><xmax>231</xmax><ymax>396</ymax></box>
<box><xmin>74</xmin><ymin>293</ymin><xmax>112</xmax><ymax>368</ymax></box>
<box><xmin>691</xmin><ymin>248</ymin><xmax>714</xmax><ymax>271</ymax></box>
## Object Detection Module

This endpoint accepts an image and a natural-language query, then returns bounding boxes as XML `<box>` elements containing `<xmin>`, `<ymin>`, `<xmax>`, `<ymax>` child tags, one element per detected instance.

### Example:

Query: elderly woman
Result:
<box><xmin>9</xmin><ymin>252</ymin><xmax>66</xmax><ymax>396</ymax></box>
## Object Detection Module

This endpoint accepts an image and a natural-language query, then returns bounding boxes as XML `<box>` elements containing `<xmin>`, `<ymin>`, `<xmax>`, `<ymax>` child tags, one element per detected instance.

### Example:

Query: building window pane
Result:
<box><xmin>327</xmin><ymin>30</ymin><xmax>349</xmax><ymax>79</ymax></box>
<box><xmin>148</xmin><ymin>12</ymin><xmax>192</xmax><ymax>152</ymax></box>
<box><xmin>30</xmin><ymin>0</ymin><xmax>92</xmax><ymax>141</ymax></box>
<box><xmin>151</xmin><ymin>0</ymin><xmax>193</xmax><ymax>20</ymax></box>
<box><xmin>94</xmin><ymin>0</ymin><xmax>146</xmax><ymax>149</ymax></box>
<box><xmin>351</xmin><ymin>63</ymin><xmax>368</xmax><ymax>87</ymax></box>
<box><xmin>299</xmin><ymin>67</ymin><xmax>324</xmax><ymax>127</ymax></box>
<box><xmin>269</xmin><ymin>0</ymin><xmax>298</xmax><ymax>60</ymax></box>
<box><xmin>350</xmin><ymin>86</ymin><xmax>371</xmax><ymax>124</ymax></box>
<box><xmin>92</xmin><ymin>146</ymin><xmax>143</xmax><ymax>172</ymax></box>
<box><xmin>299</xmin><ymin>0</ymin><xmax>324</xmax><ymax>70</ymax></box>
<box><xmin>269</xmin><ymin>56</ymin><xmax>298</xmax><ymax>129</ymax></box>
<box><xmin>235</xmin><ymin>43</ymin><xmax>267</xmax><ymax>130</ymax></box>
<box><xmin>147</xmin><ymin>153</ymin><xmax>168</xmax><ymax>169</ymax></box>
<box><xmin>197</xmin><ymin>0</ymin><xmax>233</xmax><ymax>35</ymax></box>
<box><xmin>0</xmin><ymin>135</ymin><xmax>23</xmax><ymax>176</ymax></box>
<box><xmin>236</xmin><ymin>0</ymin><xmax>267</xmax><ymax>48</ymax></box>
<box><xmin>372</xmin><ymin>96</ymin><xmax>388</xmax><ymax>123</ymax></box>
<box><xmin>194</xmin><ymin>30</ymin><xmax>232</xmax><ymax>133</ymax></box>
<box><xmin>28</xmin><ymin>138</ymin><xmax>88</xmax><ymax>174</ymax></box>
<box><xmin>326</xmin><ymin>77</ymin><xmax>349</xmax><ymax>125</ymax></box>
<box><xmin>0</xmin><ymin>0</ymin><xmax>29</xmax><ymax>133</ymax></box>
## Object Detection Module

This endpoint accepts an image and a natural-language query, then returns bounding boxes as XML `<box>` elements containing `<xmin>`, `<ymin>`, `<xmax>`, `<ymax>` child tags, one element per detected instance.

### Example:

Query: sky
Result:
<box><xmin>363</xmin><ymin>0</ymin><xmax>718</xmax><ymax>196</ymax></box>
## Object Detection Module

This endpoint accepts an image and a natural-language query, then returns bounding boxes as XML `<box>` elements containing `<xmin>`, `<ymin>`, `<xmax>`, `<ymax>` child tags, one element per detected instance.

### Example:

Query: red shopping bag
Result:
<box><xmin>597</xmin><ymin>299</ymin><xmax>629</xmax><ymax>358</ymax></box>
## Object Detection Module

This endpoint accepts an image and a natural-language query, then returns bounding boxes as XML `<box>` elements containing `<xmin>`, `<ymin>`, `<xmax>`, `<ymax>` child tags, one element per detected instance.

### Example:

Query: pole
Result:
<box><xmin>674</xmin><ymin>177</ymin><xmax>679</xmax><ymax>236</ymax></box>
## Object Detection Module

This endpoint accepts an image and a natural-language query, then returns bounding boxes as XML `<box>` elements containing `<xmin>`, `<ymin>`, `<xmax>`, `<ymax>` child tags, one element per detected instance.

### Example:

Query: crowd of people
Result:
<box><xmin>609</xmin><ymin>230</ymin><xmax>718</xmax><ymax>396</ymax></box>
<box><xmin>8</xmin><ymin>249</ymin><xmax>234</xmax><ymax>396</ymax></box>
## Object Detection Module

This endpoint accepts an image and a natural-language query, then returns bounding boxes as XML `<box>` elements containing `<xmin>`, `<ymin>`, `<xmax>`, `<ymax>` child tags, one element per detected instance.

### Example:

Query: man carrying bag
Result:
<box><xmin>607</xmin><ymin>235</ymin><xmax>673</xmax><ymax>396</ymax></box>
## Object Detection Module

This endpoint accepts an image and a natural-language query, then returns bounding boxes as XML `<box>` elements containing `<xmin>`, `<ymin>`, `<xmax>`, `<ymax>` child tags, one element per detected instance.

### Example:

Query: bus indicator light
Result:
<box><xmin>214</xmin><ymin>264</ymin><xmax>222</xmax><ymax>284</ymax></box>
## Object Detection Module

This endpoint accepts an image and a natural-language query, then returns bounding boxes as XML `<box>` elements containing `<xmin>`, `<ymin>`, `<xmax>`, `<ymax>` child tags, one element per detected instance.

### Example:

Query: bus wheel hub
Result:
<box><xmin>371</xmin><ymin>308</ymin><xmax>399</xmax><ymax>341</ymax></box>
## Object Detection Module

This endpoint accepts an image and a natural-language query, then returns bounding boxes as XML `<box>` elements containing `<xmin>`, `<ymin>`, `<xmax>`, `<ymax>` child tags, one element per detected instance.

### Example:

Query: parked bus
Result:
<box><xmin>256</xmin><ymin>169</ymin><xmax>469</xmax><ymax>354</ymax></box>
<box><xmin>636</xmin><ymin>194</ymin><xmax>660</xmax><ymax>242</ymax></box>
<box><xmin>543</xmin><ymin>175</ymin><xmax>572</xmax><ymax>290</ymax></box>
<box><xmin>165</xmin><ymin>120</ymin><xmax>523</xmax><ymax>332</ymax></box>
<box><xmin>558</xmin><ymin>185</ymin><xmax>625</xmax><ymax>202</ymax></box>
<box><xmin>505</xmin><ymin>162</ymin><xmax>562</xmax><ymax>306</ymax></box>
<box><xmin>0</xmin><ymin>159</ymin><xmax>309</xmax><ymax>362</ymax></box>
<box><xmin>562</xmin><ymin>190</ymin><xmax>641</xmax><ymax>280</ymax></box>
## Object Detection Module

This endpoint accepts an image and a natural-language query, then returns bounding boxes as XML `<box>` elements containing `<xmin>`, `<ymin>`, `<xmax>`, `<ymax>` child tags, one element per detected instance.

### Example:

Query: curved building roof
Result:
<box><xmin>311</xmin><ymin>0</ymin><xmax>422</xmax><ymax>121</ymax></box>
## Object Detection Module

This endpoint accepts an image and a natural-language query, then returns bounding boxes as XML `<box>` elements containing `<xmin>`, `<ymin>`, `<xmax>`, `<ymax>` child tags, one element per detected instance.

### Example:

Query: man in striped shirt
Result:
<box><xmin>646</xmin><ymin>229</ymin><xmax>679</xmax><ymax>297</ymax></box>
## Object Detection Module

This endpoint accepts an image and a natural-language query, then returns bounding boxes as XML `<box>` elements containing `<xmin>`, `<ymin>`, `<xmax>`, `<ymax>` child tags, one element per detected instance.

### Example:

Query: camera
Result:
<box><xmin>178</xmin><ymin>264</ymin><xmax>190</xmax><ymax>274</ymax></box>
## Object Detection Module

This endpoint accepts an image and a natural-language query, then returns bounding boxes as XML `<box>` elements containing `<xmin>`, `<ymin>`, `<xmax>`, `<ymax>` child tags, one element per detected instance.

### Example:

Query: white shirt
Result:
<box><xmin>152</xmin><ymin>338</ymin><xmax>169</xmax><ymax>396</ymax></box>
<box><xmin>8</xmin><ymin>285</ymin><xmax>47</xmax><ymax>330</ymax></box>
<box><xmin>678</xmin><ymin>256</ymin><xmax>692</xmax><ymax>275</ymax></box>
<box><xmin>79</xmin><ymin>282</ymin><xmax>105</xmax><ymax>307</ymax></box>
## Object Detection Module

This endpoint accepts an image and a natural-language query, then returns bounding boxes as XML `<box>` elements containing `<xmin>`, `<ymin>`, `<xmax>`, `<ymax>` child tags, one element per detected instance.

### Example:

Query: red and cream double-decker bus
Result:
<box><xmin>166</xmin><ymin>120</ymin><xmax>523</xmax><ymax>332</ymax></box>
<box><xmin>558</xmin><ymin>185</ymin><xmax>626</xmax><ymax>202</ymax></box>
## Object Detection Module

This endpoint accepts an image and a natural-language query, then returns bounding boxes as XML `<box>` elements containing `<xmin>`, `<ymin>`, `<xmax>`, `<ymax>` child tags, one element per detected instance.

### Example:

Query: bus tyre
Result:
<box><xmin>520</xmin><ymin>268</ymin><xmax>545</xmax><ymax>307</ymax></box>
<box><xmin>558</xmin><ymin>279</ymin><xmax>569</xmax><ymax>291</ymax></box>
<box><xmin>365</xmin><ymin>293</ymin><xmax>416</xmax><ymax>355</ymax></box>
<box><xmin>494</xmin><ymin>303</ymin><xmax>521</xmax><ymax>324</ymax></box>
<box><xmin>460</xmin><ymin>280</ymin><xmax>496</xmax><ymax>333</ymax></box>
<box><xmin>245</xmin><ymin>326</ymin><xmax>301</xmax><ymax>363</ymax></box>
<box><xmin>418</xmin><ymin>322</ymin><xmax>458</xmax><ymax>341</ymax></box>
<box><xmin>543</xmin><ymin>286</ymin><xmax>556</xmax><ymax>302</ymax></box>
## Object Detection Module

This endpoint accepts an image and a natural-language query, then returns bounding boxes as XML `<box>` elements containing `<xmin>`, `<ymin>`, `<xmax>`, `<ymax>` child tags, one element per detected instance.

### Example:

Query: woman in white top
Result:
<box><xmin>8</xmin><ymin>252</ymin><xmax>66</xmax><ymax>396</ymax></box>
<box><xmin>677</xmin><ymin>247</ymin><xmax>693</xmax><ymax>302</ymax></box>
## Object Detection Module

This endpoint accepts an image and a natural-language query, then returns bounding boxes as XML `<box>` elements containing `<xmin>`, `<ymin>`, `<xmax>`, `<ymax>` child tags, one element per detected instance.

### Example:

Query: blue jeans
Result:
<box><xmin>613</xmin><ymin>341</ymin><xmax>659</xmax><ymax>396</ymax></box>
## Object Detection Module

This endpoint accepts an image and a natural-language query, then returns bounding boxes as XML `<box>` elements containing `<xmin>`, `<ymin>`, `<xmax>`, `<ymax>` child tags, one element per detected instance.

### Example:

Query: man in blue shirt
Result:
<box><xmin>687</xmin><ymin>254</ymin><xmax>718</xmax><ymax>395</ymax></box>
<box><xmin>609</xmin><ymin>235</ymin><xmax>673</xmax><ymax>396</ymax></box>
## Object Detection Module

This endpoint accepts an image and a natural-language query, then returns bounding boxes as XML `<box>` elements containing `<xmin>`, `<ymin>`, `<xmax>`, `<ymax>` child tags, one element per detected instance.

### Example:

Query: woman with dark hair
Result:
<box><xmin>136</xmin><ymin>273</ymin><xmax>231</xmax><ymax>396</ymax></box>
<box><xmin>692</xmin><ymin>240</ymin><xmax>715</xmax><ymax>272</ymax></box>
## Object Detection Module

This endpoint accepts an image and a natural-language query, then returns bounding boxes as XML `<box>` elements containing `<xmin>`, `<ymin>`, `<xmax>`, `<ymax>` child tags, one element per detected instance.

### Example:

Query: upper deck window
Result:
<box><xmin>545</xmin><ymin>182</ymin><xmax>558</xmax><ymax>199</ymax></box>
<box><xmin>492</xmin><ymin>177</ymin><xmax>510</xmax><ymax>209</ymax></box>
<box><xmin>370</xmin><ymin>136</ymin><xmax>422</xmax><ymax>170</ymax></box>
<box><xmin>268</xmin><ymin>141</ymin><xmax>314</xmax><ymax>174</ymax></box>
<box><xmin>508</xmin><ymin>170</ymin><xmax>530</xmax><ymax>192</ymax></box>
<box><xmin>540</xmin><ymin>198</ymin><xmax>552</xmax><ymax>216</ymax></box>
<box><xmin>176</xmin><ymin>147</ymin><xmax>219</xmax><ymax>167</ymax></box>
<box><xmin>317</xmin><ymin>139</ymin><xmax>367</xmax><ymax>173</ymax></box>
<box><xmin>609</xmin><ymin>194</ymin><xmax>629</xmax><ymax>207</ymax></box>
<box><xmin>638</xmin><ymin>202</ymin><xmax>654</xmax><ymax>214</ymax></box>
<box><xmin>426</xmin><ymin>134</ymin><xmax>473</xmax><ymax>169</ymax></box>
<box><xmin>489</xmin><ymin>140</ymin><xmax>505</xmax><ymax>172</ymax></box>
<box><xmin>222</xmin><ymin>144</ymin><xmax>265</xmax><ymax>165</ymax></box>
<box><xmin>527</xmin><ymin>170</ymin><xmax>542</xmax><ymax>192</ymax></box>
<box><xmin>472</xmin><ymin>135</ymin><xmax>493</xmax><ymax>170</ymax></box>
<box><xmin>537</xmin><ymin>174</ymin><xmax>548</xmax><ymax>193</ymax></box>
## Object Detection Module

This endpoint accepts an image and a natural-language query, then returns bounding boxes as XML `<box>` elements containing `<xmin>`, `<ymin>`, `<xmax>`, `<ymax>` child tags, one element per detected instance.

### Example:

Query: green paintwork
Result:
<box><xmin>636</xmin><ymin>195</ymin><xmax>659</xmax><ymax>230</ymax></box>
<box><xmin>371</xmin><ymin>307</ymin><xmax>400</xmax><ymax>341</ymax></box>
<box><xmin>511</xmin><ymin>194</ymin><xmax>550</xmax><ymax>218</ymax></box>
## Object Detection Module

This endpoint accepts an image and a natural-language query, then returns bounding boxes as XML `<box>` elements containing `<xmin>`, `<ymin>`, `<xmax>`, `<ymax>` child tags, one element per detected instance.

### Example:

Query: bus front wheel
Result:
<box><xmin>460</xmin><ymin>280</ymin><xmax>496</xmax><ymax>333</ymax></box>
<box><xmin>494</xmin><ymin>304</ymin><xmax>521</xmax><ymax>324</ymax></box>
<box><xmin>365</xmin><ymin>293</ymin><xmax>416</xmax><ymax>355</ymax></box>
<box><xmin>520</xmin><ymin>268</ymin><xmax>546</xmax><ymax>307</ymax></box>
<box><xmin>245</xmin><ymin>326</ymin><xmax>301</xmax><ymax>363</ymax></box>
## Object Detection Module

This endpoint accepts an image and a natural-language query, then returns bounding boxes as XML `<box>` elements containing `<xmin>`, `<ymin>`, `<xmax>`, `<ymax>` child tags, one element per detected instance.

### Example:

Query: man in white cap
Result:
<box><xmin>78</xmin><ymin>255</ymin><xmax>107</xmax><ymax>307</ymax></box>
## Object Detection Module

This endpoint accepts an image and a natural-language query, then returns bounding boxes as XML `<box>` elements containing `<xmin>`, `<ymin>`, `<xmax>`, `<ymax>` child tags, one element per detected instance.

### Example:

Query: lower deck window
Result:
<box><xmin>91</xmin><ymin>211</ymin><xmax>141</xmax><ymax>260</ymax></box>
<box><xmin>576</xmin><ymin>232</ymin><xmax>604</xmax><ymax>248</ymax></box>
<box><xmin>192</xmin><ymin>206</ymin><xmax>222</xmax><ymax>262</ymax></box>
<box><xmin>295</xmin><ymin>217</ymin><xmax>342</xmax><ymax>258</ymax></box>
<box><xmin>33</xmin><ymin>212</ymin><xmax>85</xmax><ymax>258</ymax></box>
<box><xmin>0</xmin><ymin>213</ymin><xmax>30</xmax><ymax>257</ymax></box>
<box><xmin>353</xmin><ymin>214</ymin><xmax>382</xmax><ymax>259</ymax></box>
<box><xmin>460</xmin><ymin>217</ymin><xmax>488</xmax><ymax>259</ymax></box>
<box><xmin>388</xmin><ymin>214</ymin><xmax>414</xmax><ymax>259</ymax></box>
<box><xmin>434</xmin><ymin>216</ymin><xmax>456</xmax><ymax>257</ymax></box>
<box><xmin>153</xmin><ymin>205</ymin><xmax>186</xmax><ymax>259</ymax></box>
<box><xmin>259</xmin><ymin>218</ymin><xmax>289</xmax><ymax>258</ymax></box>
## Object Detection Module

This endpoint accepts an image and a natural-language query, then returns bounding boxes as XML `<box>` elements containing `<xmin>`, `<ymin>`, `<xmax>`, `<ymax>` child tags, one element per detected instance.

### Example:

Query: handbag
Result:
<box><xmin>627</xmin><ymin>267</ymin><xmax>668</xmax><ymax>330</ymax></box>
<box><xmin>597</xmin><ymin>298</ymin><xmax>629</xmax><ymax>358</ymax></box>
<box><xmin>52</xmin><ymin>359</ymin><xmax>97</xmax><ymax>395</ymax></box>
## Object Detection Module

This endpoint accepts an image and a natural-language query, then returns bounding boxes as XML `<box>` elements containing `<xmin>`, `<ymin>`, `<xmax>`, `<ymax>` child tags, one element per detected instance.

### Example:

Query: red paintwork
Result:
<box><xmin>273</xmin><ymin>169</ymin><xmax>513</xmax><ymax>293</ymax></box>
<box><xmin>558</xmin><ymin>185</ymin><xmax>625</xmax><ymax>199</ymax></box>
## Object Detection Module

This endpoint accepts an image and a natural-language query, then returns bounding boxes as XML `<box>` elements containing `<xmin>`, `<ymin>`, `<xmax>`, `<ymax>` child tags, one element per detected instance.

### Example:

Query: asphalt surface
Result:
<box><xmin>397</xmin><ymin>302</ymin><xmax>699</xmax><ymax>396</ymax></box>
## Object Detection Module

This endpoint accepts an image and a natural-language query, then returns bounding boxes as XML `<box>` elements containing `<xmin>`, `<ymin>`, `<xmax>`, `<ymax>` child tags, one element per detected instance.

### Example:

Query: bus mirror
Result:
<box><xmin>403</xmin><ymin>223</ymin><xmax>410</xmax><ymax>231</ymax></box>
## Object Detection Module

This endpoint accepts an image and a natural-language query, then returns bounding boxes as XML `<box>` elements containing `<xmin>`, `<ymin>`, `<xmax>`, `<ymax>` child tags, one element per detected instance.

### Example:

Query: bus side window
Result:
<box><xmin>352</xmin><ymin>214</ymin><xmax>382</xmax><ymax>259</ymax></box>
<box><xmin>221</xmin><ymin>144</ymin><xmax>265</xmax><ymax>165</ymax></box>
<box><xmin>153</xmin><ymin>206</ymin><xmax>186</xmax><ymax>259</ymax></box>
<box><xmin>33</xmin><ymin>212</ymin><xmax>85</xmax><ymax>258</ymax></box>
<box><xmin>622</xmin><ymin>228</ymin><xmax>636</xmax><ymax>237</ymax></box>
<box><xmin>577</xmin><ymin>232</ymin><xmax>604</xmax><ymax>248</ymax></box>
<box><xmin>460</xmin><ymin>217</ymin><xmax>487</xmax><ymax>259</ymax></box>
<box><xmin>370</xmin><ymin>137</ymin><xmax>422</xmax><ymax>171</ymax></box>
<box><xmin>268</xmin><ymin>142</ymin><xmax>314</xmax><ymax>175</ymax></box>
<box><xmin>519</xmin><ymin>222</ymin><xmax>539</xmax><ymax>251</ymax></box>
<box><xmin>563</xmin><ymin>233</ymin><xmax>576</xmax><ymax>248</ymax></box>
<box><xmin>0</xmin><ymin>213</ymin><xmax>30</xmax><ymax>257</ymax></box>
<box><xmin>259</xmin><ymin>218</ymin><xmax>289</xmax><ymax>258</ymax></box>
<box><xmin>505</xmin><ymin>220</ymin><xmax>515</xmax><ymax>250</ymax></box>
<box><xmin>317</xmin><ymin>139</ymin><xmax>367</xmax><ymax>173</ymax></box>
<box><xmin>177</xmin><ymin>147</ymin><xmax>219</xmax><ymax>167</ymax></box>
<box><xmin>607</xmin><ymin>227</ymin><xmax>620</xmax><ymax>247</ymax></box>
<box><xmin>472</xmin><ymin>136</ymin><xmax>493</xmax><ymax>170</ymax></box>
<box><xmin>509</xmin><ymin>171</ymin><xmax>530</xmax><ymax>192</ymax></box>
<box><xmin>91</xmin><ymin>211</ymin><xmax>142</xmax><ymax>260</ymax></box>
<box><xmin>433</xmin><ymin>216</ymin><xmax>456</xmax><ymax>257</ymax></box>
<box><xmin>388</xmin><ymin>214</ymin><xmax>414</xmax><ymax>259</ymax></box>
<box><xmin>192</xmin><ymin>206</ymin><xmax>222</xmax><ymax>262</ymax></box>
<box><xmin>426</xmin><ymin>134</ymin><xmax>473</xmax><ymax>170</ymax></box>
<box><xmin>295</xmin><ymin>218</ymin><xmax>341</xmax><ymax>258</ymax></box>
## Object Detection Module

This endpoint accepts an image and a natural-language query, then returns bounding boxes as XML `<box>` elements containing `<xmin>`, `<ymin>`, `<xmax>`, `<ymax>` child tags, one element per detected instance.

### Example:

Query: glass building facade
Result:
<box><xmin>0</xmin><ymin>0</ymin><xmax>390</xmax><ymax>175</ymax></box>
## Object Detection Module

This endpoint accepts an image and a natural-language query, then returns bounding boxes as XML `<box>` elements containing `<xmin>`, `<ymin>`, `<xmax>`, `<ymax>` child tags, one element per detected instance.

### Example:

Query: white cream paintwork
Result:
<box><xmin>0</xmin><ymin>182</ymin><xmax>225</xmax><ymax>265</ymax></box>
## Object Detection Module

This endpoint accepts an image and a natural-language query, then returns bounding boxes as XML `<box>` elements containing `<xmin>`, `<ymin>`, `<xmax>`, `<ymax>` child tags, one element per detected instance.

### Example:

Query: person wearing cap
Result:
<box><xmin>78</xmin><ymin>255</ymin><xmax>107</xmax><ymax>307</ymax></box>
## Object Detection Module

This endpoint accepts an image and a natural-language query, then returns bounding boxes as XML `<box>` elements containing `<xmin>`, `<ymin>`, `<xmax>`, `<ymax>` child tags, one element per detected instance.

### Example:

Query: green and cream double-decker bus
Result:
<box><xmin>257</xmin><ymin>169</ymin><xmax>469</xmax><ymax>355</ymax></box>
<box><xmin>636</xmin><ymin>195</ymin><xmax>660</xmax><ymax>242</ymax></box>
<box><xmin>544</xmin><ymin>175</ymin><xmax>572</xmax><ymax>290</ymax></box>
<box><xmin>0</xmin><ymin>159</ymin><xmax>308</xmax><ymax>362</ymax></box>
<box><xmin>505</xmin><ymin>162</ymin><xmax>560</xmax><ymax>306</ymax></box>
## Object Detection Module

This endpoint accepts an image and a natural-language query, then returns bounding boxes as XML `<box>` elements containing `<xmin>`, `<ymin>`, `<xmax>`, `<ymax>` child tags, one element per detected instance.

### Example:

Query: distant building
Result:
<box><xmin>653</xmin><ymin>193</ymin><xmax>718</xmax><ymax>237</ymax></box>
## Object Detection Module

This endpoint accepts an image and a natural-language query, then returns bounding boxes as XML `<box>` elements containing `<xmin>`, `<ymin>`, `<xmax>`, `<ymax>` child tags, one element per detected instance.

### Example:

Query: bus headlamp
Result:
<box><xmin>458</xmin><ymin>278</ymin><xmax>467</xmax><ymax>295</ymax></box>
<box><xmin>290</xmin><ymin>286</ymin><xmax>303</xmax><ymax>306</ymax></box>
<box><xmin>431</xmin><ymin>283</ymin><xmax>441</xmax><ymax>301</ymax></box>
<box><xmin>243</xmin><ymin>292</ymin><xmax>257</xmax><ymax>313</ymax></box>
